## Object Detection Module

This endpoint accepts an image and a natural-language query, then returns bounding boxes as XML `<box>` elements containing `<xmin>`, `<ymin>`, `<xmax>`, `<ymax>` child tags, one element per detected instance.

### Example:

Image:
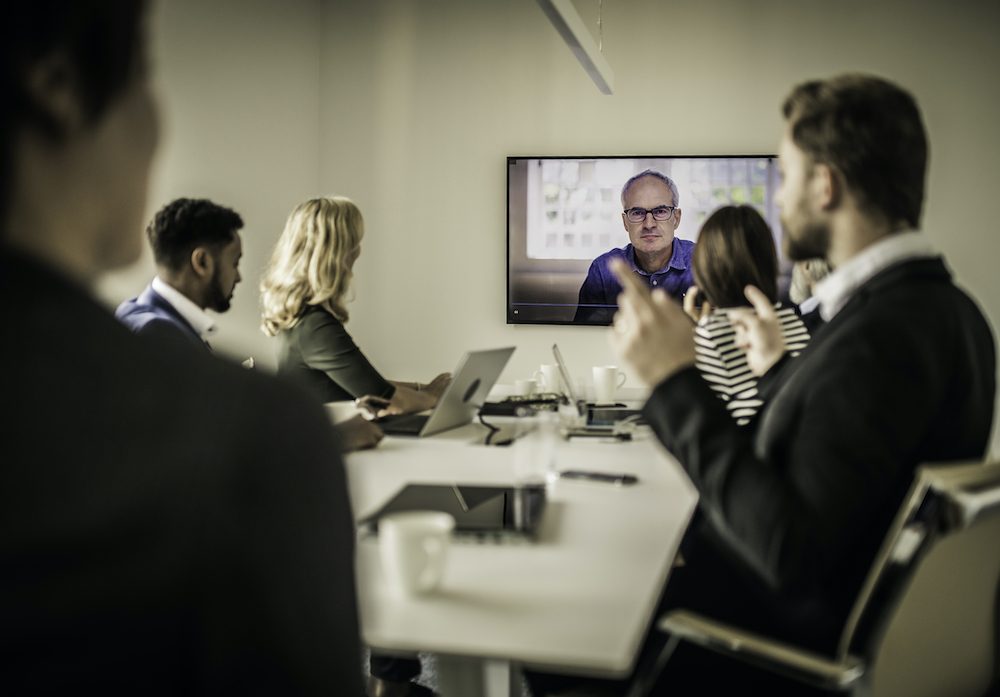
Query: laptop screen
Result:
<box><xmin>552</xmin><ymin>343</ymin><xmax>583</xmax><ymax>406</ymax></box>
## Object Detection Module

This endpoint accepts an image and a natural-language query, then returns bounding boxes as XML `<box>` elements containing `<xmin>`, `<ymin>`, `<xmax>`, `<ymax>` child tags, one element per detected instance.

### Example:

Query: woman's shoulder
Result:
<box><xmin>291</xmin><ymin>306</ymin><xmax>358</xmax><ymax>354</ymax></box>
<box><xmin>294</xmin><ymin>305</ymin><xmax>343</xmax><ymax>331</ymax></box>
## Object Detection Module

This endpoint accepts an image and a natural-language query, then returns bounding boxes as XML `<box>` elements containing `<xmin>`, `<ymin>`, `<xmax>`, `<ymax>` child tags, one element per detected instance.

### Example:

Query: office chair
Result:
<box><xmin>645</xmin><ymin>459</ymin><xmax>1000</xmax><ymax>697</ymax></box>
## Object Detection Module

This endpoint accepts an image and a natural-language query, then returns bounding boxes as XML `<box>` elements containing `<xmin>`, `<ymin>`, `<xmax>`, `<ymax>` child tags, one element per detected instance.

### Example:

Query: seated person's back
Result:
<box><xmin>261</xmin><ymin>197</ymin><xmax>448</xmax><ymax>416</ymax></box>
<box><xmin>276</xmin><ymin>303</ymin><xmax>393</xmax><ymax>403</ymax></box>
<box><xmin>686</xmin><ymin>205</ymin><xmax>810</xmax><ymax>425</ymax></box>
<box><xmin>0</xmin><ymin>5</ymin><xmax>363</xmax><ymax>693</ymax></box>
<box><xmin>3</xmin><ymin>253</ymin><xmax>362</xmax><ymax>692</ymax></box>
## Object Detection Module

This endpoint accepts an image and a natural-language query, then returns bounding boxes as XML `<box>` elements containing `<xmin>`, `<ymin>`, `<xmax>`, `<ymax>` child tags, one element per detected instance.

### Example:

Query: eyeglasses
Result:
<box><xmin>624</xmin><ymin>205</ymin><xmax>677</xmax><ymax>223</ymax></box>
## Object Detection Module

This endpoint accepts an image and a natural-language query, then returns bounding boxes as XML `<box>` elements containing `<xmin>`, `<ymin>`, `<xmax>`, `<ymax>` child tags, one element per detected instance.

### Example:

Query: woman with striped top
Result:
<box><xmin>683</xmin><ymin>205</ymin><xmax>810</xmax><ymax>425</ymax></box>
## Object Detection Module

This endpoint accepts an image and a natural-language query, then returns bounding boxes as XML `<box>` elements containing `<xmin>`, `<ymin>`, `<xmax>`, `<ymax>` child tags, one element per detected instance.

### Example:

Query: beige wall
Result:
<box><xmin>99</xmin><ymin>0</ymin><xmax>1000</xmax><ymax>452</ymax></box>
<box><xmin>321</xmin><ymin>0</ymin><xmax>1000</xmax><ymax>452</ymax></box>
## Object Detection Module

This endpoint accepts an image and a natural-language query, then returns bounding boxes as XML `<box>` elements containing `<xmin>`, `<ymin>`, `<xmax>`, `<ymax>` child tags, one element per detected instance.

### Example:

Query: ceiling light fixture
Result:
<box><xmin>536</xmin><ymin>0</ymin><xmax>615</xmax><ymax>95</ymax></box>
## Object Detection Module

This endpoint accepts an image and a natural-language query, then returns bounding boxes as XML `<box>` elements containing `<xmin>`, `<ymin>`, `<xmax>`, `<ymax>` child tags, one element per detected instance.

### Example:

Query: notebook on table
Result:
<box><xmin>377</xmin><ymin>346</ymin><xmax>516</xmax><ymax>437</ymax></box>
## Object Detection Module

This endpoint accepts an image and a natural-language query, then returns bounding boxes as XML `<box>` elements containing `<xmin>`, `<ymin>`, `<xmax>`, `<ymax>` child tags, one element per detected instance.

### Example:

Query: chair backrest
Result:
<box><xmin>839</xmin><ymin>459</ymin><xmax>1000</xmax><ymax>697</ymax></box>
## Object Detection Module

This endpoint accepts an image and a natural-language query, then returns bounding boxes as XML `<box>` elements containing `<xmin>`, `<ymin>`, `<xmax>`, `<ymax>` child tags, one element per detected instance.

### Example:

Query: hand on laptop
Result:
<box><xmin>424</xmin><ymin>372</ymin><xmax>451</xmax><ymax>398</ymax></box>
<box><xmin>356</xmin><ymin>395</ymin><xmax>394</xmax><ymax>419</ymax></box>
<box><xmin>334</xmin><ymin>414</ymin><xmax>384</xmax><ymax>452</ymax></box>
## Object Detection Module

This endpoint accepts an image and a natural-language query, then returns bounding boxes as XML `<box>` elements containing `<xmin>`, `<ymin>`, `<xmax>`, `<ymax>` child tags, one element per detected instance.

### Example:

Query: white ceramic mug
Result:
<box><xmin>514</xmin><ymin>378</ymin><xmax>538</xmax><ymax>397</ymax></box>
<box><xmin>324</xmin><ymin>400</ymin><xmax>362</xmax><ymax>424</ymax></box>
<box><xmin>533</xmin><ymin>364</ymin><xmax>562</xmax><ymax>394</ymax></box>
<box><xmin>379</xmin><ymin>511</ymin><xmax>455</xmax><ymax>597</ymax></box>
<box><xmin>592</xmin><ymin>366</ymin><xmax>627</xmax><ymax>404</ymax></box>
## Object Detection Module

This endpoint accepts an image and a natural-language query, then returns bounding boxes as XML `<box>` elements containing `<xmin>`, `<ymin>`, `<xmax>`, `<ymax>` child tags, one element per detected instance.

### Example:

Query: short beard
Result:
<box><xmin>206</xmin><ymin>269</ymin><xmax>231</xmax><ymax>313</ymax></box>
<box><xmin>783</xmin><ymin>217</ymin><xmax>830</xmax><ymax>262</ymax></box>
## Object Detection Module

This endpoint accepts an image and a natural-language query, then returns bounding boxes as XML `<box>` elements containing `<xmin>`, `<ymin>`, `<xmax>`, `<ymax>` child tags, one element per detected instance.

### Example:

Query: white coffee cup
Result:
<box><xmin>514</xmin><ymin>378</ymin><xmax>538</xmax><ymax>397</ymax></box>
<box><xmin>324</xmin><ymin>400</ymin><xmax>362</xmax><ymax>424</ymax></box>
<box><xmin>592</xmin><ymin>366</ymin><xmax>626</xmax><ymax>404</ymax></box>
<box><xmin>379</xmin><ymin>511</ymin><xmax>455</xmax><ymax>597</ymax></box>
<box><xmin>533</xmin><ymin>364</ymin><xmax>562</xmax><ymax>394</ymax></box>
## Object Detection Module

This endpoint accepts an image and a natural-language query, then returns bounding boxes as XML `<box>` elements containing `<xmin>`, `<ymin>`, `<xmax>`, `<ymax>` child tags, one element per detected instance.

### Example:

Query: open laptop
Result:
<box><xmin>377</xmin><ymin>346</ymin><xmax>516</xmax><ymax>437</ymax></box>
<box><xmin>552</xmin><ymin>343</ymin><xmax>646</xmax><ymax>426</ymax></box>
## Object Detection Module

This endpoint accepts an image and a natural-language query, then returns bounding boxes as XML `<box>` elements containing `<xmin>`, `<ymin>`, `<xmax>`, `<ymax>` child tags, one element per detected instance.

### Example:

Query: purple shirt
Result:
<box><xmin>574</xmin><ymin>239</ymin><xmax>696</xmax><ymax>324</ymax></box>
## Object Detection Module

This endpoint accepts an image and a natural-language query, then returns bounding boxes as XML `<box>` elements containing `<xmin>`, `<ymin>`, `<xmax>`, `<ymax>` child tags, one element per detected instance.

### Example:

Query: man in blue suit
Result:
<box><xmin>116</xmin><ymin>198</ymin><xmax>244</xmax><ymax>350</ymax></box>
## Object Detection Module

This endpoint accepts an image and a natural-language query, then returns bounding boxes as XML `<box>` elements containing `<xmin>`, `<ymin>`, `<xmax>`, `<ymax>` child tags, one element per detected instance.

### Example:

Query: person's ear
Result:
<box><xmin>621</xmin><ymin>211</ymin><xmax>630</xmax><ymax>232</ymax></box>
<box><xmin>22</xmin><ymin>51</ymin><xmax>87</xmax><ymax>136</ymax></box>
<box><xmin>811</xmin><ymin>163</ymin><xmax>841</xmax><ymax>212</ymax></box>
<box><xmin>672</xmin><ymin>207</ymin><xmax>682</xmax><ymax>228</ymax></box>
<box><xmin>190</xmin><ymin>247</ymin><xmax>215</xmax><ymax>279</ymax></box>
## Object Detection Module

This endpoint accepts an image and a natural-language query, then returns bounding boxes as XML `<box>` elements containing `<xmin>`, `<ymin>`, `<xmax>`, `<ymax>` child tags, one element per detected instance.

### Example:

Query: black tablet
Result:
<box><xmin>357</xmin><ymin>483</ymin><xmax>547</xmax><ymax>539</ymax></box>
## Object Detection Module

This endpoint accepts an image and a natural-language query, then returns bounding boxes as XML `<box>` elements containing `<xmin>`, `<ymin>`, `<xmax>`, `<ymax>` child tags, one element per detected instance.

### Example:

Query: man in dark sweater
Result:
<box><xmin>0</xmin><ymin>3</ymin><xmax>365</xmax><ymax>694</ymax></box>
<box><xmin>608</xmin><ymin>73</ymin><xmax>996</xmax><ymax>694</ymax></box>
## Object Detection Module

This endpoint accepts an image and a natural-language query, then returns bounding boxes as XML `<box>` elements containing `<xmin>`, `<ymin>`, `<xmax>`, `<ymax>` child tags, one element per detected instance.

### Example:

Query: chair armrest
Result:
<box><xmin>658</xmin><ymin>610</ymin><xmax>864</xmax><ymax>690</ymax></box>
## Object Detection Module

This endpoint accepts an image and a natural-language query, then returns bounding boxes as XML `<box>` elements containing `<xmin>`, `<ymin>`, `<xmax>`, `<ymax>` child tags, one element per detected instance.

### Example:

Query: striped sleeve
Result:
<box><xmin>694</xmin><ymin>312</ymin><xmax>760</xmax><ymax>426</ymax></box>
<box><xmin>776</xmin><ymin>305</ymin><xmax>811</xmax><ymax>356</ymax></box>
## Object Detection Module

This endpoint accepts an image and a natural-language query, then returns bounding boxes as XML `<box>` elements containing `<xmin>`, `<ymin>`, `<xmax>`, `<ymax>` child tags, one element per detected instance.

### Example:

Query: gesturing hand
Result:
<box><xmin>682</xmin><ymin>286</ymin><xmax>713</xmax><ymax>324</ymax></box>
<box><xmin>608</xmin><ymin>259</ymin><xmax>697</xmax><ymax>387</ymax></box>
<box><xmin>728</xmin><ymin>285</ymin><xmax>786</xmax><ymax>376</ymax></box>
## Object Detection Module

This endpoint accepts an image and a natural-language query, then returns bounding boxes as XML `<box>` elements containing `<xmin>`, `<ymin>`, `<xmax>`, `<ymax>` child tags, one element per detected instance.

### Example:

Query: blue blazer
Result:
<box><xmin>115</xmin><ymin>285</ymin><xmax>208</xmax><ymax>350</ymax></box>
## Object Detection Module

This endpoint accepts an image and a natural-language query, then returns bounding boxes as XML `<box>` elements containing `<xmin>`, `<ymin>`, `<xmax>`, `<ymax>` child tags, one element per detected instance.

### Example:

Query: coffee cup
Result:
<box><xmin>514</xmin><ymin>378</ymin><xmax>538</xmax><ymax>397</ymax></box>
<box><xmin>379</xmin><ymin>511</ymin><xmax>455</xmax><ymax>597</ymax></box>
<box><xmin>592</xmin><ymin>366</ymin><xmax>626</xmax><ymax>404</ymax></box>
<box><xmin>533</xmin><ymin>364</ymin><xmax>562</xmax><ymax>394</ymax></box>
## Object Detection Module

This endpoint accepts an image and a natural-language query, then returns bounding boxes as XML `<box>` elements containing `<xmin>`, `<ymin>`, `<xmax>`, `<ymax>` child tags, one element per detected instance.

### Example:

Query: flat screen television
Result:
<box><xmin>507</xmin><ymin>155</ymin><xmax>782</xmax><ymax>325</ymax></box>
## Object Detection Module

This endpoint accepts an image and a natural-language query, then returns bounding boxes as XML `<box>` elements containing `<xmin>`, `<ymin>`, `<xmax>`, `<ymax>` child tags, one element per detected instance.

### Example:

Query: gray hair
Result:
<box><xmin>621</xmin><ymin>169</ymin><xmax>680</xmax><ymax>208</ymax></box>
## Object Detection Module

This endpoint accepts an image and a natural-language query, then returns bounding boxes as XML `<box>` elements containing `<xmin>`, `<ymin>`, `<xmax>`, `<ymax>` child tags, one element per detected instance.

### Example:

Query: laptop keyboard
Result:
<box><xmin>376</xmin><ymin>413</ymin><xmax>428</xmax><ymax>435</ymax></box>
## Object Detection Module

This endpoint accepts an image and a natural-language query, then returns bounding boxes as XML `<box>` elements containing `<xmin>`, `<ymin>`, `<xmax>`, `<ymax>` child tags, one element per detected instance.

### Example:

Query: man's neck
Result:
<box><xmin>157</xmin><ymin>270</ymin><xmax>206</xmax><ymax>310</ymax></box>
<box><xmin>633</xmin><ymin>240</ymin><xmax>673</xmax><ymax>274</ymax></box>
<box><xmin>827</xmin><ymin>206</ymin><xmax>909</xmax><ymax>268</ymax></box>
<box><xmin>5</xmin><ymin>195</ymin><xmax>102</xmax><ymax>286</ymax></box>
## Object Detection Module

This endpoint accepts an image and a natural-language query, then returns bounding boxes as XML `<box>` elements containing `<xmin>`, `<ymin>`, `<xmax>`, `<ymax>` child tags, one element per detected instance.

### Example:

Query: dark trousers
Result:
<box><xmin>369</xmin><ymin>652</ymin><xmax>421</xmax><ymax>682</ymax></box>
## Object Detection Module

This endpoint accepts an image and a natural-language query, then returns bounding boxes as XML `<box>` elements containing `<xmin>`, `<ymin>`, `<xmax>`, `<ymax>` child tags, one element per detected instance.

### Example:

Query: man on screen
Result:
<box><xmin>573</xmin><ymin>169</ymin><xmax>695</xmax><ymax>323</ymax></box>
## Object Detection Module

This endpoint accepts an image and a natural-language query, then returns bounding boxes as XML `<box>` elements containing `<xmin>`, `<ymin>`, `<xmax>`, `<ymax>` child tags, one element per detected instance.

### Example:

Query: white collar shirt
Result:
<box><xmin>813</xmin><ymin>231</ymin><xmax>937</xmax><ymax>322</ymax></box>
<box><xmin>151</xmin><ymin>276</ymin><xmax>218</xmax><ymax>341</ymax></box>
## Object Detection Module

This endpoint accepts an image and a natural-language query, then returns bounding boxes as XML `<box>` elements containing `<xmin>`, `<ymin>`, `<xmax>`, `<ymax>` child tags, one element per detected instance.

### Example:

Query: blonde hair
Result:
<box><xmin>260</xmin><ymin>197</ymin><xmax>363</xmax><ymax>336</ymax></box>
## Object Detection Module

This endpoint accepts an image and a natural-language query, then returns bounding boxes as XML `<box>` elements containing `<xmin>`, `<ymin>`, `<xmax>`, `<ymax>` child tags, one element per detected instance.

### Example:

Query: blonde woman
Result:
<box><xmin>262</xmin><ymin>196</ymin><xmax>441</xmax><ymax>693</ymax></box>
<box><xmin>261</xmin><ymin>197</ymin><xmax>448</xmax><ymax>415</ymax></box>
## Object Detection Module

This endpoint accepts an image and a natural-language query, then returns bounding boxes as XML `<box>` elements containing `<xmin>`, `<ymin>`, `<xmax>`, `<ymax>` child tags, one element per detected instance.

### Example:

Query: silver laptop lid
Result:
<box><xmin>552</xmin><ymin>344</ymin><xmax>586</xmax><ymax>416</ymax></box>
<box><xmin>420</xmin><ymin>346</ymin><xmax>516</xmax><ymax>436</ymax></box>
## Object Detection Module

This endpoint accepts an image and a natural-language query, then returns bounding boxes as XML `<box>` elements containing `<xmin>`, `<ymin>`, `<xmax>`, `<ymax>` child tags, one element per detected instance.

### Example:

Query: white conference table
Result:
<box><xmin>345</xmin><ymin>416</ymin><xmax>698</xmax><ymax>697</ymax></box>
